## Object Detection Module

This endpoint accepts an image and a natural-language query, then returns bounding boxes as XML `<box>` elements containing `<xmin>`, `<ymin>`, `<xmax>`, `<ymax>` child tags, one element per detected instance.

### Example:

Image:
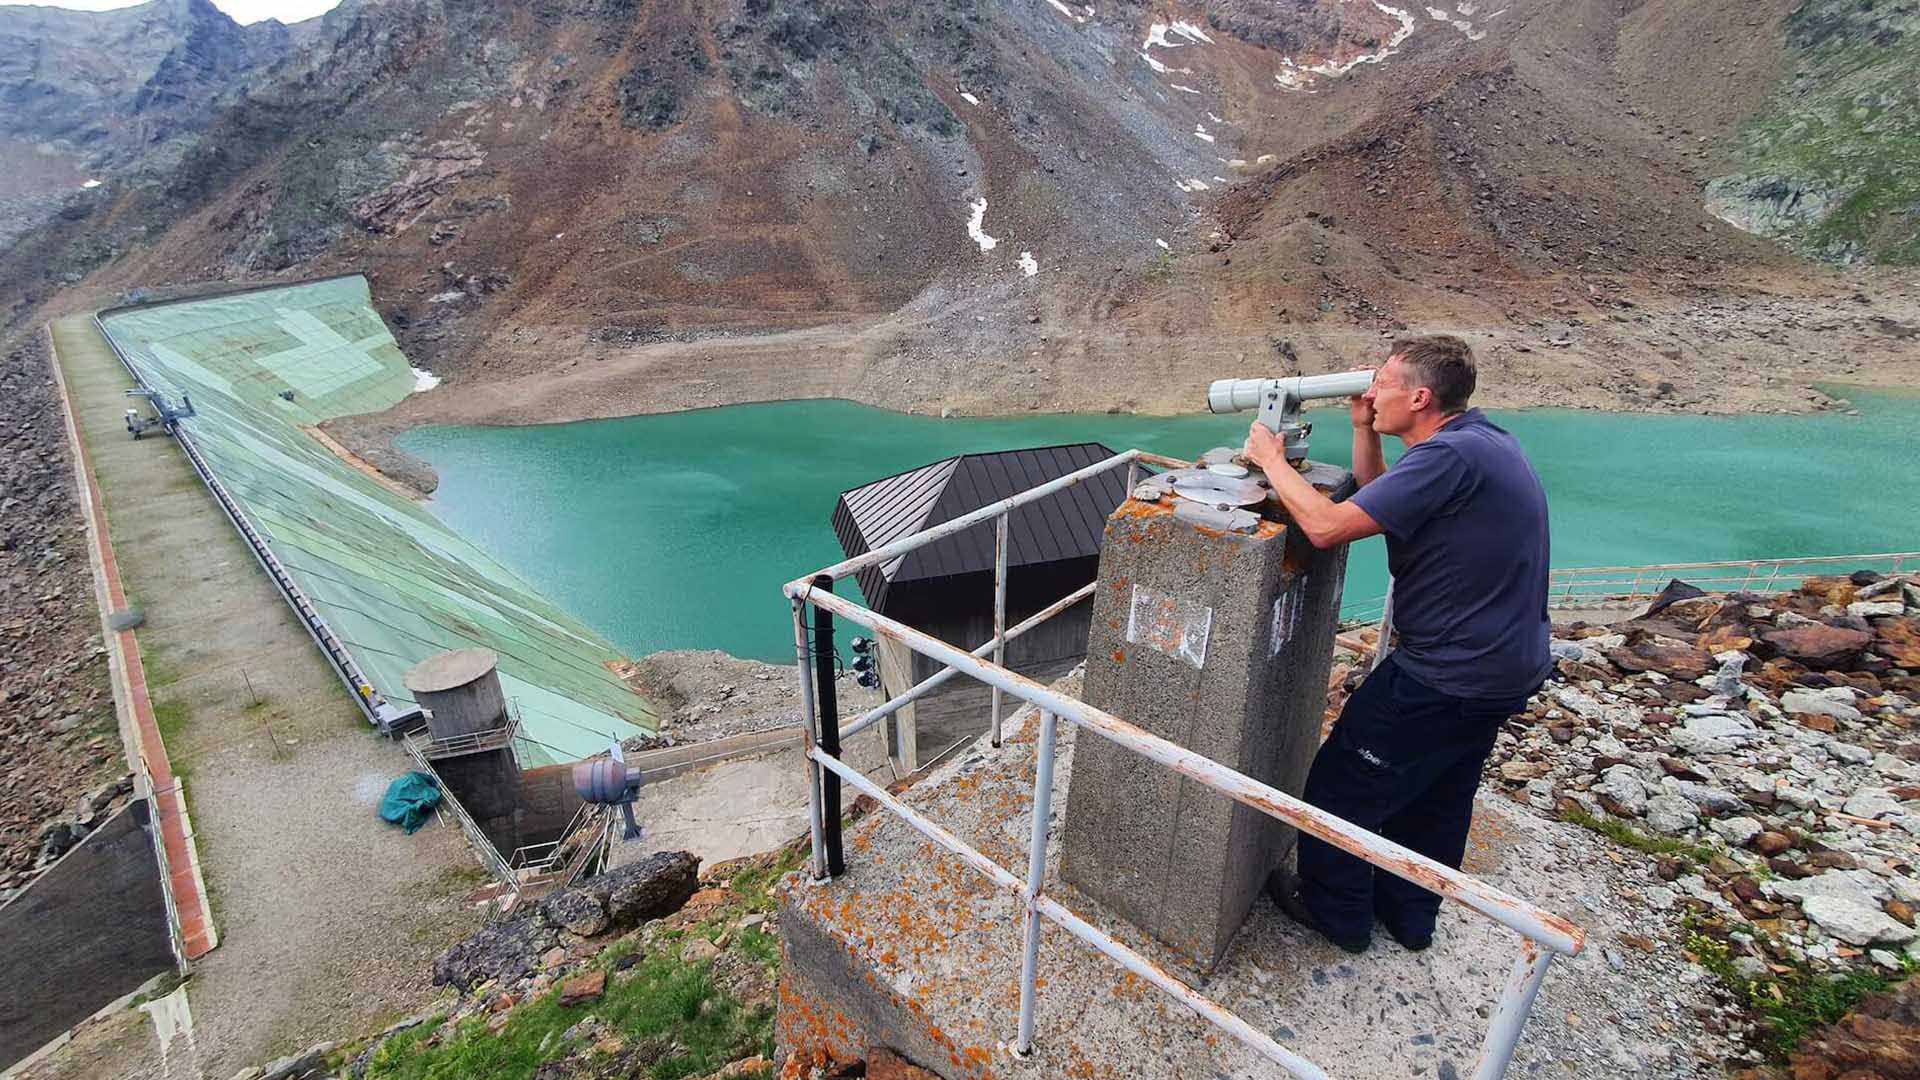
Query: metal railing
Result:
<box><xmin>782</xmin><ymin>448</ymin><xmax>1584</xmax><ymax>1079</ymax></box>
<box><xmin>509</xmin><ymin>801</ymin><xmax>613</xmax><ymax>893</ymax></box>
<box><xmin>403</xmin><ymin>707</ymin><xmax>521</xmax><ymax>760</ymax></box>
<box><xmin>1341</xmin><ymin>551</ymin><xmax>1920</xmax><ymax>626</ymax></box>
<box><xmin>402</xmin><ymin>737</ymin><xmax>519</xmax><ymax>892</ymax></box>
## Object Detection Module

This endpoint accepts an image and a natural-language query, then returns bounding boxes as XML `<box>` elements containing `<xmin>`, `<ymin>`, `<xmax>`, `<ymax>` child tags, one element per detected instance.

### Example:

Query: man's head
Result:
<box><xmin>1363</xmin><ymin>335</ymin><xmax>1476</xmax><ymax>437</ymax></box>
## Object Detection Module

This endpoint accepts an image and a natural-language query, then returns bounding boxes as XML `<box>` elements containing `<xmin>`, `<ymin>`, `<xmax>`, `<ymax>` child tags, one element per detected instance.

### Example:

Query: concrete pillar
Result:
<box><xmin>404</xmin><ymin>647</ymin><xmax>507</xmax><ymax>742</ymax></box>
<box><xmin>1060</xmin><ymin>472</ymin><xmax>1351</xmax><ymax>972</ymax></box>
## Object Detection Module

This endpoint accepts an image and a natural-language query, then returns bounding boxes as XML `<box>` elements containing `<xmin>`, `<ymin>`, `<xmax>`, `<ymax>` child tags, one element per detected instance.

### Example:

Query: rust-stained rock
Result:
<box><xmin>1797</xmin><ymin>576</ymin><xmax>1860</xmax><ymax>607</ymax></box>
<box><xmin>1872</xmin><ymin>615</ymin><xmax>1920</xmax><ymax>667</ymax></box>
<box><xmin>868</xmin><ymin>1047</ymin><xmax>942</xmax><ymax>1080</ymax></box>
<box><xmin>1608</xmin><ymin>641</ymin><xmax>1712</xmax><ymax>679</ymax></box>
<box><xmin>558</xmin><ymin>968</ymin><xmax>605</xmax><ymax>1006</ymax></box>
<box><xmin>1774</xmin><ymin>977</ymin><xmax>1920</xmax><ymax>1080</ymax></box>
<box><xmin>1759</xmin><ymin>625</ymin><xmax>1873</xmax><ymax>669</ymax></box>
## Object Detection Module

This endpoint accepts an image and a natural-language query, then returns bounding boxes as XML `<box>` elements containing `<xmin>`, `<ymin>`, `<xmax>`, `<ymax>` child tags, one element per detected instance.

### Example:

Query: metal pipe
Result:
<box><xmin>1034</xmin><ymin>896</ymin><xmax>1331</xmax><ymax>1079</ymax></box>
<box><xmin>838</xmin><ymin>581</ymin><xmax>1096</xmax><ymax>742</ymax></box>
<box><xmin>790</xmin><ymin>598</ymin><xmax>827</xmax><ymax>880</ymax></box>
<box><xmin>785</xmin><ymin>586</ymin><xmax>1585</xmax><ymax>958</ymax></box>
<box><xmin>811</xmin><ymin>576</ymin><xmax>845</xmax><ymax>877</ymax></box>
<box><xmin>796</xmin><ymin>450</ymin><xmax>1143</xmax><ymax>587</ymax></box>
<box><xmin>1015</xmin><ymin>710</ymin><xmax>1059</xmax><ymax>1054</ymax></box>
<box><xmin>990</xmin><ymin>514</ymin><xmax>1009</xmax><ymax>748</ymax></box>
<box><xmin>1471</xmin><ymin>941</ymin><xmax>1554</xmax><ymax>1080</ymax></box>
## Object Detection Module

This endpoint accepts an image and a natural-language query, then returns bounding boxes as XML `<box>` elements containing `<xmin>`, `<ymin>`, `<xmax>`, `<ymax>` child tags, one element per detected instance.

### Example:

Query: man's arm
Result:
<box><xmin>1350</xmin><ymin>394</ymin><xmax>1386</xmax><ymax>488</ymax></box>
<box><xmin>1246</xmin><ymin>423</ymin><xmax>1383</xmax><ymax>549</ymax></box>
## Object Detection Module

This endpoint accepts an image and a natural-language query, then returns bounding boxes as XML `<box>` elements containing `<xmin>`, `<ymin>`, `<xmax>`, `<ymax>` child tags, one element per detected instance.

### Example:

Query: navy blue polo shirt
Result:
<box><xmin>1350</xmin><ymin>409</ymin><xmax>1552</xmax><ymax>700</ymax></box>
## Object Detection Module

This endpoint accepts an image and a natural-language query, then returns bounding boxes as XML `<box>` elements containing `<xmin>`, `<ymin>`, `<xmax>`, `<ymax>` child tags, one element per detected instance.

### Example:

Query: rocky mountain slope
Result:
<box><xmin>3</xmin><ymin>0</ymin><xmax>1916</xmax><ymax>426</ymax></box>
<box><xmin>1705</xmin><ymin>0</ymin><xmax>1920</xmax><ymax>265</ymax></box>
<box><xmin>0</xmin><ymin>0</ymin><xmax>297</xmax><ymax>249</ymax></box>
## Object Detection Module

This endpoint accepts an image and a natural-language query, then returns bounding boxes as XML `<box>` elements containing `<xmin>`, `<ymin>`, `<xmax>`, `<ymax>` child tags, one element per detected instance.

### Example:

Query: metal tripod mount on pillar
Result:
<box><xmin>1207</xmin><ymin>369</ymin><xmax>1375</xmax><ymax>465</ymax></box>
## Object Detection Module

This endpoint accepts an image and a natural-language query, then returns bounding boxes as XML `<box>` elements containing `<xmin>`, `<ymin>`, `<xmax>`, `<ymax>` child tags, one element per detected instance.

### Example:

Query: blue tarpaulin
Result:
<box><xmin>379</xmin><ymin>772</ymin><xmax>442</xmax><ymax>834</ymax></box>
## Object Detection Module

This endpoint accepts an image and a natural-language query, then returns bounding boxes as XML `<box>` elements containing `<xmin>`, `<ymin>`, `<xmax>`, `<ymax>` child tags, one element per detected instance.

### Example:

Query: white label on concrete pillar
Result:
<box><xmin>1271</xmin><ymin>575</ymin><xmax>1308</xmax><ymax>657</ymax></box>
<box><xmin>1127</xmin><ymin>585</ymin><xmax>1212</xmax><ymax>668</ymax></box>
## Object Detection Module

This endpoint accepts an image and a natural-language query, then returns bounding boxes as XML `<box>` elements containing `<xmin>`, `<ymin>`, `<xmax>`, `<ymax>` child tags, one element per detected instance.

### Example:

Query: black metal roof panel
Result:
<box><xmin>832</xmin><ymin>443</ymin><xmax>1129</xmax><ymax>609</ymax></box>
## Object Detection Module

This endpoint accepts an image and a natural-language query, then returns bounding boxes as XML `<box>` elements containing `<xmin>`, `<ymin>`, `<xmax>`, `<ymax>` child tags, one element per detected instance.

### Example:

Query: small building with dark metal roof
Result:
<box><xmin>831</xmin><ymin>443</ymin><xmax>1130</xmax><ymax>768</ymax></box>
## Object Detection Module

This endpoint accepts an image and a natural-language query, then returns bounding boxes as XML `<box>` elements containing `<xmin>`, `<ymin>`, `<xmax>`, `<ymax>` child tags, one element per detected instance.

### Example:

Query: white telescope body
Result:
<box><xmin>1207</xmin><ymin>368</ymin><xmax>1375</xmax><ymax>461</ymax></box>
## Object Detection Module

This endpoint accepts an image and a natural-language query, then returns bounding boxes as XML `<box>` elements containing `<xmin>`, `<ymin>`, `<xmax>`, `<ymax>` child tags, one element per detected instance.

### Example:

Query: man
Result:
<box><xmin>1244</xmin><ymin>335</ymin><xmax>1551</xmax><ymax>954</ymax></box>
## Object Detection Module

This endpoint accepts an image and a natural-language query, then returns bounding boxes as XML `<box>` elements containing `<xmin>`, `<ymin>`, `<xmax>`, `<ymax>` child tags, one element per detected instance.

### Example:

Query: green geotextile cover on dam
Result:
<box><xmin>97</xmin><ymin>276</ymin><xmax>653</xmax><ymax>764</ymax></box>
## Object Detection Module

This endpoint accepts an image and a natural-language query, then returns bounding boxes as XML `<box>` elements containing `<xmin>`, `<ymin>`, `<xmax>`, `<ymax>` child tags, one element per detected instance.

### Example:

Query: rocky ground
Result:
<box><xmin>223</xmin><ymin>847</ymin><xmax>790</xmax><ymax>1080</ymax></box>
<box><xmin>624</xmin><ymin>651</ymin><xmax>882</xmax><ymax>750</ymax></box>
<box><xmin>1443</xmin><ymin>570</ymin><xmax>1920</xmax><ymax>1071</ymax></box>
<box><xmin>0</xmin><ymin>331</ymin><xmax>124</xmax><ymax>902</ymax></box>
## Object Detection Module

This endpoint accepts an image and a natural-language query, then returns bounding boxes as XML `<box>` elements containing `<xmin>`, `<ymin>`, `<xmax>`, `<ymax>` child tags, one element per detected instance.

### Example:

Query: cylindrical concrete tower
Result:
<box><xmin>403</xmin><ymin>647</ymin><xmax>508</xmax><ymax>742</ymax></box>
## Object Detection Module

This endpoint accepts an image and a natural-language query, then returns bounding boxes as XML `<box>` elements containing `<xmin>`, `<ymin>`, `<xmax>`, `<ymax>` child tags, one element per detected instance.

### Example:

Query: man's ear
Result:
<box><xmin>1408</xmin><ymin>385</ymin><xmax>1434</xmax><ymax>413</ymax></box>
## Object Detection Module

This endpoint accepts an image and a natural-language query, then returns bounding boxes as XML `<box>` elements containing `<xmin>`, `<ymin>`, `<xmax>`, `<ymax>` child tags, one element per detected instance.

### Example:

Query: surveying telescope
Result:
<box><xmin>1207</xmin><ymin>369</ymin><xmax>1375</xmax><ymax>464</ymax></box>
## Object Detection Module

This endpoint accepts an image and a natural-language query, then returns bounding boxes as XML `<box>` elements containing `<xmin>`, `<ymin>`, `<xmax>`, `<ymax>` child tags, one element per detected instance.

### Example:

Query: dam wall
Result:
<box><xmin>96</xmin><ymin>277</ymin><xmax>652</xmax><ymax>764</ymax></box>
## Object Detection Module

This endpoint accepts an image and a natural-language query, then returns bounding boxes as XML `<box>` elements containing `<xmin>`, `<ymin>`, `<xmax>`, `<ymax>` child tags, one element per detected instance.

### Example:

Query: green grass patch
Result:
<box><xmin>1558</xmin><ymin>805</ymin><xmax>1717</xmax><ymax>865</ymax></box>
<box><xmin>359</xmin><ymin>848</ymin><xmax>800</xmax><ymax>1080</ymax></box>
<box><xmin>1687</xmin><ymin>930</ymin><xmax>1915</xmax><ymax>1061</ymax></box>
<box><xmin>360</xmin><ymin>949</ymin><xmax>772</xmax><ymax>1080</ymax></box>
<box><xmin>151</xmin><ymin>696</ymin><xmax>195</xmax><ymax>778</ymax></box>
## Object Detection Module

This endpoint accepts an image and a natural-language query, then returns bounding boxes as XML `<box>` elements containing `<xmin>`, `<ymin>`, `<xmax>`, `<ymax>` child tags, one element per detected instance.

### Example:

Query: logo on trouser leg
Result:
<box><xmin>1355</xmin><ymin>747</ymin><xmax>1388</xmax><ymax>768</ymax></box>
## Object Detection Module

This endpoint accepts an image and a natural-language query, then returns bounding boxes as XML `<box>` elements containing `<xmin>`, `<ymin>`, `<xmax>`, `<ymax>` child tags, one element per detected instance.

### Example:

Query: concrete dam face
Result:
<box><xmin>98</xmin><ymin>277</ymin><xmax>653</xmax><ymax>763</ymax></box>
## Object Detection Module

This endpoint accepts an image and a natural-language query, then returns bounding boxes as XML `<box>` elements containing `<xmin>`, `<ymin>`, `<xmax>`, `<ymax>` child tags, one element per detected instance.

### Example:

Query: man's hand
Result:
<box><xmin>1350</xmin><ymin>393</ymin><xmax>1376</xmax><ymax>431</ymax></box>
<box><xmin>1246</xmin><ymin>421</ymin><xmax>1289</xmax><ymax>473</ymax></box>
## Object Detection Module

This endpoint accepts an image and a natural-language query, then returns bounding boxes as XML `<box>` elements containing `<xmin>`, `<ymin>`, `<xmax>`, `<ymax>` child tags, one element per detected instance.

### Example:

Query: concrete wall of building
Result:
<box><xmin>0</xmin><ymin>800</ymin><xmax>175</xmax><ymax>1069</ymax></box>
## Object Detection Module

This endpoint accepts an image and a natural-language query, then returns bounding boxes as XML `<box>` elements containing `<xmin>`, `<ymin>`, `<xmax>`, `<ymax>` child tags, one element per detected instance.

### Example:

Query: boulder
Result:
<box><xmin>1760</xmin><ymin>625</ymin><xmax>1872</xmax><ymax>669</ymax></box>
<box><xmin>1841</xmin><ymin>787</ymin><xmax>1904</xmax><ymax>820</ymax></box>
<box><xmin>261</xmin><ymin>1042</ymin><xmax>336</xmax><ymax>1080</ymax></box>
<box><xmin>433</xmin><ymin>913</ymin><xmax>562</xmax><ymax>992</ymax></box>
<box><xmin>1608</xmin><ymin>642</ymin><xmax>1711</xmax><ymax>680</ymax></box>
<box><xmin>1594</xmin><ymin>766</ymin><xmax>1649</xmax><ymax>817</ymax></box>
<box><xmin>1641</xmin><ymin>579</ymin><xmax>1708</xmax><ymax>618</ymax></box>
<box><xmin>1848</xmin><ymin>600</ymin><xmax>1904</xmax><ymax>619</ymax></box>
<box><xmin>1781</xmin><ymin>688</ymin><xmax>1865</xmax><ymax>724</ymax></box>
<box><xmin>1645</xmin><ymin>794</ymin><xmax>1699</xmax><ymax>834</ymax></box>
<box><xmin>1660</xmin><ymin>777</ymin><xmax>1745</xmax><ymax>815</ymax></box>
<box><xmin>1672</xmin><ymin>713</ymin><xmax>1758</xmax><ymax>756</ymax></box>
<box><xmin>1798</xmin><ymin>577</ymin><xmax>1859</xmax><ymax>607</ymax></box>
<box><xmin>1802</xmin><ymin>896</ymin><xmax>1918</xmax><ymax>947</ymax></box>
<box><xmin>1780</xmin><ymin>980</ymin><xmax>1920</xmax><ymax>1079</ymax></box>
<box><xmin>541</xmin><ymin>887</ymin><xmax>610</xmax><ymax>938</ymax></box>
<box><xmin>1872</xmin><ymin>615</ymin><xmax>1920</xmax><ymax>667</ymax></box>
<box><xmin>1771</xmin><ymin>869</ymin><xmax>1891</xmax><ymax>909</ymax></box>
<box><xmin>1709</xmin><ymin>816</ymin><xmax>1764</xmax><ymax>847</ymax></box>
<box><xmin>578</xmin><ymin>850</ymin><xmax>701</xmax><ymax>930</ymax></box>
<box><xmin>1498</xmin><ymin>760</ymin><xmax>1548</xmax><ymax>782</ymax></box>
<box><xmin>558</xmin><ymin>968</ymin><xmax>606</xmax><ymax>1006</ymax></box>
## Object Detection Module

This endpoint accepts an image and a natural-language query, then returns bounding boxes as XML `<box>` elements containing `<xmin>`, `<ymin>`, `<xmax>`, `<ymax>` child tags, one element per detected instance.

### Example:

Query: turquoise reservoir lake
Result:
<box><xmin>398</xmin><ymin>393</ymin><xmax>1918</xmax><ymax>663</ymax></box>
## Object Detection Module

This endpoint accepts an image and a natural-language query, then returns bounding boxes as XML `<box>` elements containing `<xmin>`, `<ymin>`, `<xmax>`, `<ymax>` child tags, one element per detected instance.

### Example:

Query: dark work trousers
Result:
<box><xmin>1295</xmin><ymin>653</ymin><xmax>1535</xmax><ymax>944</ymax></box>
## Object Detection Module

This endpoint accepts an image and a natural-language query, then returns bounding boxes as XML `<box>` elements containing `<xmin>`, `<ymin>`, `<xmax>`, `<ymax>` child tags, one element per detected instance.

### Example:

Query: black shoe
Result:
<box><xmin>1265</xmin><ymin>874</ymin><xmax>1370</xmax><ymax>955</ymax></box>
<box><xmin>1383</xmin><ymin>925</ymin><xmax>1432</xmax><ymax>952</ymax></box>
<box><xmin>1372</xmin><ymin>901</ymin><xmax>1435</xmax><ymax>952</ymax></box>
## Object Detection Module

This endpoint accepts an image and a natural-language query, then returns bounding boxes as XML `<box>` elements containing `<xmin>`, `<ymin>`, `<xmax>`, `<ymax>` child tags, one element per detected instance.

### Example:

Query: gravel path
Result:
<box><xmin>24</xmin><ymin>317</ymin><xmax>484</xmax><ymax>1079</ymax></box>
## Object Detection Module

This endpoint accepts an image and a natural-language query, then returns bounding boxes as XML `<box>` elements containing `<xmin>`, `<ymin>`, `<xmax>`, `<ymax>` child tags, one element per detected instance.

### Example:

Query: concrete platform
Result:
<box><xmin>775</xmin><ymin>679</ymin><xmax>1680</xmax><ymax>1079</ymax></box>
